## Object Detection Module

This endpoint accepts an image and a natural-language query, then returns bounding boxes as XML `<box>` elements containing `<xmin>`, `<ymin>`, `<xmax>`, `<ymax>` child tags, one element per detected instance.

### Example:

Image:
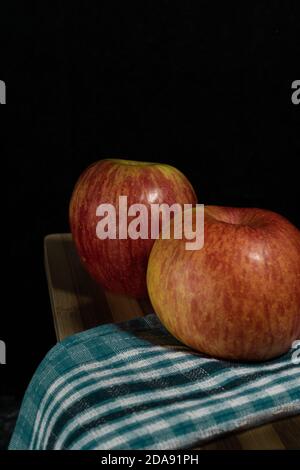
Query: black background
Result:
<box><xmin>1</xmin><ymin>1</ymin><xmax>299</xmax><ymax>399</ymax></box>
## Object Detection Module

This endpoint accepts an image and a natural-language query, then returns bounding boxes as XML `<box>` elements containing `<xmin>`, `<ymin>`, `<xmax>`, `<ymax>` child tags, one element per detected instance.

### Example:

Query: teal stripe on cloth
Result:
<box><xmin>9</xmin><ymin>315</ymin><xmax>300</xmax><ymax>450</ymax></box>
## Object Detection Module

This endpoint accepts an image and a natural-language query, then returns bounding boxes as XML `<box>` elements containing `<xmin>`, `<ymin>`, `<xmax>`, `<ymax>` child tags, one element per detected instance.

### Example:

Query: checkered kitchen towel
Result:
<box><xmin>9</xmin><ymin>315</ymin><xmax>300</xmax><ymax>450</ymax></box>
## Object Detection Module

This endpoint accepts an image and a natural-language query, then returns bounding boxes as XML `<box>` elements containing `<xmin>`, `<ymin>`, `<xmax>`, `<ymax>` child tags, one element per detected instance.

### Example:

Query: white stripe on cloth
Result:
<box><xmin>36</xmin><ymin>348</ymin><xmax>293</xmax><ymax>449</ymax></box>
<box><xmin>39</xmin><ymin>354</ymin><xmax>210</xmax><ymax>449</ymax></box>
<box><xmin>68</xmin><ymin>378</ymin><xmax>300</xmax><ymax>450</ymax></box>
<box><xmin>33</xmin><ymin>338</ymin><xmax>296</xmax><ymax>449</ymax></box>
<box><xmin>31</xmin><ymin>345</ymin><xmax>192</xmax><ymax>448</ymax></box>
<box><xmin>129</xmin><ymin>400</ymin><xmax>300</xmax><ymax>450</ymax></box>
<box><xmin>49</xmin><ymin>364</ymin><xmax>298</xmax><ymax>449</ymax></box>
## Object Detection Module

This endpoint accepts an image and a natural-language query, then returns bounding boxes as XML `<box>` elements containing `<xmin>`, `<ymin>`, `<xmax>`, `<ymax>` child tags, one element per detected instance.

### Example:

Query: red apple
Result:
<box><xmin>69</xmin><ymin>158</ymin><xmax>197</xmax><ymax>297</ymax></box>
<box><xmin>147</xmin><ymin>206</ymin><xmax>300</xmax><ymax>361</ymax></box>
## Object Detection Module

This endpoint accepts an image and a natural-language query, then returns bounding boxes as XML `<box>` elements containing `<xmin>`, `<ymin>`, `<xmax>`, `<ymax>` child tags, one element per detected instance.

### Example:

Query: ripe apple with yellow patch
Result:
<box><xmin>70</xmin><ymin>159</ymin><xmax>197</xmax><ymax>298</ymax></box>
<box><xmin>147</xmin><ymin>206</ymin><xmax>300</xmax><ymax>361</ymax></box>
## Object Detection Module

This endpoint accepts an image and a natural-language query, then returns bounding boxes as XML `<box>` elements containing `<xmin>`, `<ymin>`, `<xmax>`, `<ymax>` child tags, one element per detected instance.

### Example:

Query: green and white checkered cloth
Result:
<box><xmin>9</xmin><ymin>314</ymin><xmax>300</xmax><ymax>450</ymax></box>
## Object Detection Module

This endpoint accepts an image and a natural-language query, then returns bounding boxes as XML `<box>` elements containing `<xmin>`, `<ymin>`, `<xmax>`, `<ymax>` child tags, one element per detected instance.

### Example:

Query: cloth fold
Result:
<box><xmin>9</xmin><ymin>314</ymin><xmax>300</xmax><ymax>450</ymax></box>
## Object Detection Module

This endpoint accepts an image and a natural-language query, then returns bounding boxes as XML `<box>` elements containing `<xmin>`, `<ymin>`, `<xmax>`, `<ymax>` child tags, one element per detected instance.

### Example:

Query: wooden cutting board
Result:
<box><xmin>44</xmin><ymin>234</ymin><xmax>300</xmax><ymax>450</ymax></box>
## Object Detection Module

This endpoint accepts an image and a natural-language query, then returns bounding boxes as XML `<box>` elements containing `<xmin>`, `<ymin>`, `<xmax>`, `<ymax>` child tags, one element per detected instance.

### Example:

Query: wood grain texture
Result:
<box><xmin>44</xmin><ymin>234</ymin><xmax>300</xmax><ymax>450</ymax></box>
<box><xmin>44</xmin><ymin>234</ymin><xmax>147</xmax><ymax>340</ymax></box>
<box><xmin>198</xmin><ymin>416</ymin><xmax>300</xmax><ymax>450</ymax></box>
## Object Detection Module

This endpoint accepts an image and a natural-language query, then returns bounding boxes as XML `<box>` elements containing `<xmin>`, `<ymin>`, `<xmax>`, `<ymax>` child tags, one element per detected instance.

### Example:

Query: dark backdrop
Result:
<box><xmin>1</xmin><ymin>1</ymin><xmax>299</xmax><ymax>397</ymax></box>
